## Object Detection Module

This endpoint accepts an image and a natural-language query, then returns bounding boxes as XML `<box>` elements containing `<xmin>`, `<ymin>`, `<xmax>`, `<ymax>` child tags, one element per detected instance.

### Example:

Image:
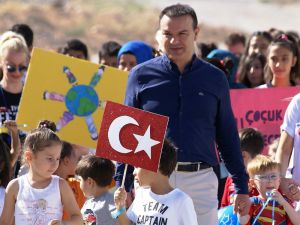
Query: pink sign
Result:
<box><xmin>230</xmin><ymin>87</ymin><xmax>300</xmax><ymax>152</ymax></box>
<box><xmin>96</xmin><ymin>101</ymin><xmax>169</xmax><ymax>172</ymax></box>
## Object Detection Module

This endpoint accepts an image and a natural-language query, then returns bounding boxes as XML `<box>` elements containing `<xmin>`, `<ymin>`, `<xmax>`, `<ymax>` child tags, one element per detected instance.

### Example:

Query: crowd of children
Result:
<box><xmin>0</xmin><ymin>2</ymin><xmax>300</xmax><ymax>224</ymax></box>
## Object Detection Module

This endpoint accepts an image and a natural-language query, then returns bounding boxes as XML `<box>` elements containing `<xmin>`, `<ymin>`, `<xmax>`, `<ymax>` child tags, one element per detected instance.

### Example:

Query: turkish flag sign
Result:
<box><xmin>96</xmin><ymin>101</ymin><xmax>169</xmax><ymax>172</ymax></box>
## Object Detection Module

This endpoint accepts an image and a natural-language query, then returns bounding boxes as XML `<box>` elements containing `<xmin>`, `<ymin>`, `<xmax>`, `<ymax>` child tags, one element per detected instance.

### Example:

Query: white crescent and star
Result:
<box><xmin>107</xmin><ymin>115</ymin><xmax>160</xmax><ymax>158</ymax></box>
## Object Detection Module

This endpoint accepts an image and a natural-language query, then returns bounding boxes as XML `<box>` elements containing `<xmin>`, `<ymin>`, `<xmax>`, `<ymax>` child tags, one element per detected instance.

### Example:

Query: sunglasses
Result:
<box><xmin>6</xmin><ymin>64</ymin><xmax>27</xmax><ymax>73</ymax></box>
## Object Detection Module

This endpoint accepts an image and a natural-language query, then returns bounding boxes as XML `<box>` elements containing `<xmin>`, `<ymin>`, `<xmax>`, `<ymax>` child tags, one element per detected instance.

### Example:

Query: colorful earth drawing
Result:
<box><xmin>43</xmin><ymin>65</ymin><xmax>105</xmax><ymax>140</ymax></box>
<box><xmin>65</xmin><ymin>85</ymin><xmax>99</xmax><ymax>117</ymax></box>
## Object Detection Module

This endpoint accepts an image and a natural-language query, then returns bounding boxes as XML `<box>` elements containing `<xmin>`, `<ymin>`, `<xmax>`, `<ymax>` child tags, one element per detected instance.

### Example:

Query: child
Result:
<box><xmin>245</xmin><ymin>31</ymin><xmax>272</xmax><ymax>57</ymax></box>
<box><xmin>58</xmin><ymin>39</ymin><xmax>89</xmax><ymax>60</ymax></box>
<box><xmin>0</xmin><ymin>127</ymin><xmax>83</xmax><ymax>225</ymax></box>
<box><xmin>17</xmin><ymin>119</ymin><xmax>57</xmax><ymax>176</ymax></box>
<box><xmin>221</xmin><ymin>128</ymin><xmax>264</xmax><ymax>208</ymax></box>
<box><xmin>258</xmin><ymin>33</ymin><xmax>300</xmax><ymax>88</ymax></box>
<box><xmin>225</xmin><ymin>33</ymin><xmax>246</xmax><ymax>59</ymax></box>
<box><xmin>98</xmin><ymin>41</ymin><xmax>121</xmax><ymax>67</ymax></box>
<box><xmin>239</xmin><ymin>53</ymin><xmax>266</xmax><ymax>88</ymax></box>
<box><xmin>245</xmin><ymin>154</ymin><xmax>300</xmax><ymax>225</ymax></box>
<box><xmin>117</xmin><ymin>40</ymin><xmax>153</xmax><ymax>72</ymax></box>
<box><xmin>114</xmin><ymin>139</ymin><xmax>198</xmax><ymax>225</ymax></box>
<box><xmin>207</xmin><ymin>49</ymin><xmax>246</xmax><ymax>89</ymax></box>
<box><xmin>11</xmin><ymin>23</ymin><xmax>34</xmax><ymax>52</ymax></box>
<box><xmin>55</xmin><ymin>141</ymin><xmax>87</xmax><ymax>220</ymax></box>
<box><xmin>0</xmin><ymin>138</ymin><xmax>11</xmax><ymax>217</ymax></box>
<box><xmin>75</xmin><ymin>155</ymin><xmax>118</xmax><ymax>225</ymax></box>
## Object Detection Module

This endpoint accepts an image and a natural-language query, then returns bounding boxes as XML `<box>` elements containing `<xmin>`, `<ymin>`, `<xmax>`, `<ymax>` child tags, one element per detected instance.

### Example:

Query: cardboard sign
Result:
<box><xmin>96</xmin><ymin>101</ymin><xmax>169</xmax><ymax>172</ymax></box>
<box><xmin>230</xmin><ymin>87</ymin><xmax>300</xmax><ymax>151</ymax></box>
<box><xmin>17</xmin><ymin>48</ymin><xmax>128</xmax><ymax>148</ymax></box>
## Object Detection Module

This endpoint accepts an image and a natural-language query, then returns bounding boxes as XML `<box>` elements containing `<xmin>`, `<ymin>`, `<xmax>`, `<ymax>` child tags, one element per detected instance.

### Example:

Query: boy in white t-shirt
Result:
<box><xmin>113</xmin><ymin>139</ymin><xmax>198</xmax><ymax>225</ymax></box>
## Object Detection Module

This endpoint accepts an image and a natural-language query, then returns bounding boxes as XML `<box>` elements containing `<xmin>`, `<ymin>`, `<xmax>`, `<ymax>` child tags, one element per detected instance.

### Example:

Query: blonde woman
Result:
<box><xmin>0</xmin><ymin>31</ymin><xmax>28</xmax><ymax>116</ymax></box>
<box><xmin>0</xmin><ymin>31</ymin><xmax>29</xmax><ymax>174</ymax></box>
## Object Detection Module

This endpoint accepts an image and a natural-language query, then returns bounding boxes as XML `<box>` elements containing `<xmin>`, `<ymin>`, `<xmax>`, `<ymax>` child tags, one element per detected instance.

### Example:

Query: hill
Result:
<box><xmin>0</xmin><ymin>0</ymin><xmax>246</xmax><ymax>58</ymax></box>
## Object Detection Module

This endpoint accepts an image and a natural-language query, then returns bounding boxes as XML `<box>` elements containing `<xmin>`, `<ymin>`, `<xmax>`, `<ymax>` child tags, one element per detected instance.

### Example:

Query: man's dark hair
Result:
<box><xmin>11</xmin><ymin>23</ymin><xmax>34</xmax><ymax>48</ymax></box>
<box><xmin>75</xmin><ymin>155</ymin><xmax>115</xmax><ymax>187</ymax></box>
<box><xmin>159</xmin><ymin>139</ymin><xmax>177</xmax><ymax>177</ymax></box>
<box><xmin>159</xmin><ymin>4</ymin><xmax>198</xmax><ymax>29</ymax></box>
<box><xmin>239</xmin><ymin>128</ymin><xmax>264</xmax><ymax>158</ymax></box>
<box><xmin>98</xmin><ymin>41</ymin><xmax>121</xmax><ymax>60</ymax></box>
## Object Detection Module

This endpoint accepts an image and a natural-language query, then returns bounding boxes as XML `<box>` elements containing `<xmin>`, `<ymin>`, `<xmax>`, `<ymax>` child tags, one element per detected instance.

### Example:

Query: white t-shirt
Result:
<box><xmin>15</xmin><ymin>175</ymin><xmax>63</xmax><ymax>225</ymax></box>
<box><xmin>0</xmin><ymin>186</ymin><xmax>5</xmax><ymax>217</ymax></box>
<box><xmin>127</xmin><ymin>187</ymin><xmax>198</xmax><ymax>225</ymax></box>
<box><xmin>281</xmin><ymin>93</ymin><xmax>300</xmax><ymax>182</ymax></box>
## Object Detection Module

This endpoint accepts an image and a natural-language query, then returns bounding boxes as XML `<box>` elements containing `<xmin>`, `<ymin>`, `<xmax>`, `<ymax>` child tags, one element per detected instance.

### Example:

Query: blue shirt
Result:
<box><xmin>115</xmin><ymin>54</ymin><xmax>248</xmax><ymax>194</ymax></box>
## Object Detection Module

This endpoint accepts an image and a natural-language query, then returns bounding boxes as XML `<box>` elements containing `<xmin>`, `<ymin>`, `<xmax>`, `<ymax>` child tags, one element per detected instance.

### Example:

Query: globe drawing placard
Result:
<box><xmin>17</xmin><ymin>48</ymin><xmax>128</xmax><ymax>148</ymax></box>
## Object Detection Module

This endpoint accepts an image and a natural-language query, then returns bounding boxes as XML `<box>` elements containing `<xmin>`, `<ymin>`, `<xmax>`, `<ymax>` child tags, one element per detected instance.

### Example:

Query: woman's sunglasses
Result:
<box><xmin>6</xmin><ymin>64</ymin><xmax>27</xmax><ymax>73</ymax></box>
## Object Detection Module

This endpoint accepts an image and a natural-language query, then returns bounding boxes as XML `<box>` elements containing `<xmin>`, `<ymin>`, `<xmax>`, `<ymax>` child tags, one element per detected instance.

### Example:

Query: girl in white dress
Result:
<box><xmin>0</xmin><ymin>127</ymin><xmax>83</xmax><ymax>225</ymax></box>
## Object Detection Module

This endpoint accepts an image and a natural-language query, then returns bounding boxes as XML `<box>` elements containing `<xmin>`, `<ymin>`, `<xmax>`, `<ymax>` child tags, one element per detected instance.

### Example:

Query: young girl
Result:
<box><xmin>259</xmin><ymin>34</ymin><xmax>300</xmax><ymax>88</ymax></box>
<box><xmin>237</xmin><ymin>31</ymin><xmax>271</xmax><ymax>78</ymax></box>
<box><xmin>0</xmin><ymin>138</ymin><xmax>11</xmax><ymax>217</ymax></box>
<box><xmin>117</xmin><ymin>40</ymin><xmax>153</xmax><ymax>72</ymax></box>
<box><xmin>239</xmin><ymin>53</ymin><xmax>266</xmax><ymax>88</ymax></box>
<box><xmin>0</xmin><ymin>127</ymin><xmax>83</xmax><ymax>225</ymax></box>
<box><xmin>244</xmin><ymin>31</ymin><xmax>273</xmax><ymax>57</ymax></box>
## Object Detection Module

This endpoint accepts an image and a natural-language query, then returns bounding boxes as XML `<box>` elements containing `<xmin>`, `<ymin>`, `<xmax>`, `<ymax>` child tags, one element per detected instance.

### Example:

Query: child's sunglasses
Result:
<box><xmin>6</xmin><ymin>64</ymin><xmax>27</xmax><ymax>73</ymax></box>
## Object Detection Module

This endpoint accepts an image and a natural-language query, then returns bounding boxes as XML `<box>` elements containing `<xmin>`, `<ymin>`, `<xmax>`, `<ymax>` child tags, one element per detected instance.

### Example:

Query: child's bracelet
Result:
<box><xmin>111</xmin><ymin>207</ymin><xmax>126</xmax><ymax>219</ymax></box>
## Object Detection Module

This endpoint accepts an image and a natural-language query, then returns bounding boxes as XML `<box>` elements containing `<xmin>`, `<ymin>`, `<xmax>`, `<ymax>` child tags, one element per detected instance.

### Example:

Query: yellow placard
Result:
<box><xmin>17</xmin><ymin>48</ymin><xmax>128</xmax><ymax>148</ymax></box>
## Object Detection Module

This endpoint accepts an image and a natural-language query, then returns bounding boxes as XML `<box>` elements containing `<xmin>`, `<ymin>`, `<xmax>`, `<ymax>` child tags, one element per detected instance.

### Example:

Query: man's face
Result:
<box><xmin>159</xmin><ymin>15</ymin><xmax>199</xmax><ymax>65</ymax></box>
